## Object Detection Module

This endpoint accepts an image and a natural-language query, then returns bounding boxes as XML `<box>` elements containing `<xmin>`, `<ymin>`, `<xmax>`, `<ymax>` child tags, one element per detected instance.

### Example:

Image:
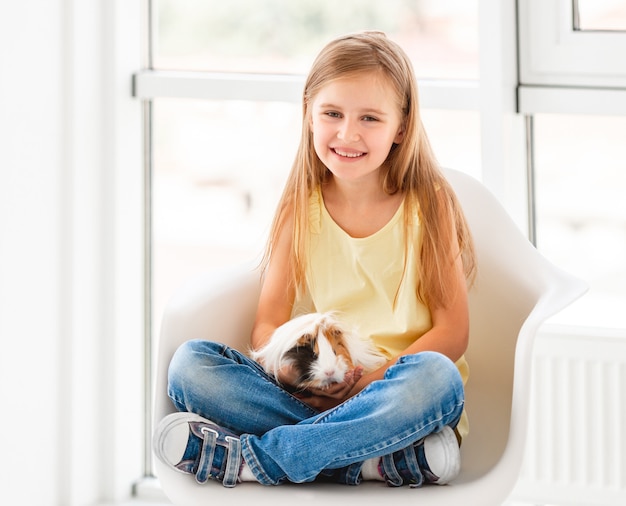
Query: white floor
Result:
<box><xmin>99</xmin><ymin>499</ymin><xmax>549</xmax><ymax>506</ymax></box>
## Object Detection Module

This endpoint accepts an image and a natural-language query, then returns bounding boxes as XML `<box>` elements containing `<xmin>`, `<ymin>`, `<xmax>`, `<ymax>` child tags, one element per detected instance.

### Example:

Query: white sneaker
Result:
<box><xmin>153</xmin><ymin>412</ymin><xmax>242</xmax><ymax>487</ymax></box>
<box><xmin>422</xmin><ymin>426</ymin><xmax>461</xmax><ymax>485</ymax></box>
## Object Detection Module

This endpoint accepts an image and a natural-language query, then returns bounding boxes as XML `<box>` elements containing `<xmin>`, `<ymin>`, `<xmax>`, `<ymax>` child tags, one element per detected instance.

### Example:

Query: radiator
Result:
<box><xmin>511</xmin><ymin>325</ymin><xmax>626</xmax><ymax>506</ymax></box>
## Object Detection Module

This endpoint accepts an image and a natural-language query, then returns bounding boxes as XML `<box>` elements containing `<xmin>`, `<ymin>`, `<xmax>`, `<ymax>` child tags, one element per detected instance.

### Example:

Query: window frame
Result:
<box><xmin>133</xmin><ymin>70</ymin><xmax>481</xmax><ymax>110</ymax></box>
<box><xmin>518</xmin><ymin>0</ymin><xmax>626</xmax><ymax>89</ymax></box>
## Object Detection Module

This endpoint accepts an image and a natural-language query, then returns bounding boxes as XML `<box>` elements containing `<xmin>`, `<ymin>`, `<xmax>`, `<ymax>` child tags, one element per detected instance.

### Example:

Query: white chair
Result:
<box><xmin>153</xmin><ymin>168</ymin><xmax>587</xmax><ymax>505</ymax></box>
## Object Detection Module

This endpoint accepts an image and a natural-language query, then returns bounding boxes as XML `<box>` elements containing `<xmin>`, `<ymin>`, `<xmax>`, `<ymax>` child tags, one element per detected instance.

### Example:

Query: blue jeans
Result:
<box><xmin>167</xmin><ymin>339</ymin><xmax>464</xmax><ymax>485</ymax></box>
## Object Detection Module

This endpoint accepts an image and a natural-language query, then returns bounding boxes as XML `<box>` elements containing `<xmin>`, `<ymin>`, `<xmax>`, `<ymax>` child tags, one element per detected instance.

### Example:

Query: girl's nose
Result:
<box><xmin>337</xmin><ymin>118</ymin><xmax>360</xmax><ymax>142</ymax></box>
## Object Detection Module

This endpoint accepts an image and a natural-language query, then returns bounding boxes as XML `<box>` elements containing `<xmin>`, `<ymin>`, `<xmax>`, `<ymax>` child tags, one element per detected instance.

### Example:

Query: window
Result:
<box><xmin>533</xmin><ymin>114</ymin><xmax>626</xmax><ymax>328</ymax></box>
<box><xmin>518</xmin><ymin>1</ymin><xmax>626</xmax><ymax>329</ymax></box>
<box><xmin>154</xmin><ymin>0</ymin><xmax>479</xmax><ymax>79</ymax></box>
<box><xmin>152</xmin><ymin>98</ymin><xmax>300</xmax><ymax>329</ymax></box>
<box><xmin>574</xmin><ymin>0</ymin><xmax>626</xmax><ymax>31</ymax></box>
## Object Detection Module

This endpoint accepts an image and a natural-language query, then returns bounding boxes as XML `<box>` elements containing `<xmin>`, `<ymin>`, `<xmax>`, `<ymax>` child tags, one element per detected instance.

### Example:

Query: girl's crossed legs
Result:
<box><xmin>157</xmin><ymin>339</ymin><xmax>464</xmax><ymax>487</ymax></box>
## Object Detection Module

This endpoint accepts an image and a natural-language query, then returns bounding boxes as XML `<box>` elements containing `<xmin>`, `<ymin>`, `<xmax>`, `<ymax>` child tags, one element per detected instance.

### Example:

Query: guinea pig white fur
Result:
<box><xmin>250</xmin><ymin>312</ymin><xmax>386</xmax><ymax>390</ymax></box>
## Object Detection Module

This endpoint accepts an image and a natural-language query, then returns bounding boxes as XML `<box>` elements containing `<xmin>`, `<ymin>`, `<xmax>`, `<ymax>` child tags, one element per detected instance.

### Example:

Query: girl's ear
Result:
<box><xmin>394</xmin><ymin>124</ymin><xmax>405</xmax><ymax>144</ymax></box>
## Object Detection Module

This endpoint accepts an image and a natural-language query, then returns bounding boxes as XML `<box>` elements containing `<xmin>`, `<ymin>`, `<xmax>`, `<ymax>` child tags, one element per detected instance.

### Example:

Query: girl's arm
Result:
<box><xmin>307</xmin><ymin>249</ymin><xmax>470</xmax><ymax>409</ymax></box>
<box><xmin>251</xmin><ymin>213</ymin><xmax>295</xmax><ymax>351</ymax></box>
<box><xmin>350</xmin><ymin>252</ymin><xmax>470</xmax><ymax>394</ymax></box>
<box><xmin>252</xmin><ymin>212</ymin><xmax>322</xmax><ymax>387</ymax></box>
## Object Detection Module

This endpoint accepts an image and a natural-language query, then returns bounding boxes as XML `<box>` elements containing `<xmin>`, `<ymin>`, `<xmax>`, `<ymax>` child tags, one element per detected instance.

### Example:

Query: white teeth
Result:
<box><xmin>334</xmin><ymin>149</ymin><xmax>364</xmax><ymax>158</ymax></box>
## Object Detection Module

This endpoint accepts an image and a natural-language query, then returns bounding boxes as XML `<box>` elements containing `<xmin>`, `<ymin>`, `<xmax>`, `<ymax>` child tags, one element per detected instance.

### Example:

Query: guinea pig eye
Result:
<box><xmin>307</xmin><ymin>336</ymin><xmax>319</xmax><ymax>357</ymax></box>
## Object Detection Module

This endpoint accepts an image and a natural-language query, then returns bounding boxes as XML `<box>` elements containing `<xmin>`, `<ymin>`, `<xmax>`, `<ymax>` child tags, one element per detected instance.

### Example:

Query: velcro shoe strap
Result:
<box><xmin>196</xmin><ymin>427</ymin><xmax>218</xmax><ymax>484</ymax></box>
<box><xmin>222</xmin><ymin>436</ymin><xmax>242</xmax><ymax>488</ymax></box>
<box><xmin>401</xmin><ymin>445</ymin><xmax>424</xmax><ymax>488</ymax></box>
<box><xmin>381</xmin><ymin>453</ymin><xmax>403</xmax><ymax>487</ymax></box>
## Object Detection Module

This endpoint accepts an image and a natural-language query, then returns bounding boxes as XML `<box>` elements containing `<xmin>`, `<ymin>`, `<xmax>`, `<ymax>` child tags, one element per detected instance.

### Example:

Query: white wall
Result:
<box><xmin>0</xmin><ymin>1</ymin><xmax>144</xmax><ymax>504</ymax></box>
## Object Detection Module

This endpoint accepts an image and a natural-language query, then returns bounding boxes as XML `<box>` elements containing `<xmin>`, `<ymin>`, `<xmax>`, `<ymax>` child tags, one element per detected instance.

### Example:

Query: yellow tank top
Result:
<box><xmin>292</xmin><ymin>188</ymin><xmax>469</xmax><ymax>438</ymax></box>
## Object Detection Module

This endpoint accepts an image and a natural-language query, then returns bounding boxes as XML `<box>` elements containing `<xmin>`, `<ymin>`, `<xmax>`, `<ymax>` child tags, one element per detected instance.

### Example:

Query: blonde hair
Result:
<box><xmin>263</xmin><ymin>31</ymin><xmax>476</xmax><ymax>309</ymax></box>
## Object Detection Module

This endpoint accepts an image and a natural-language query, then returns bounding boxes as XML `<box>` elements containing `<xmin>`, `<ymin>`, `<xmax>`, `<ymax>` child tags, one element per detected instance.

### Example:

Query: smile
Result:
<box><xmin>333</xmin><ymin>148</ymin><xmax>365</xmax><ymax>158</ymax></box>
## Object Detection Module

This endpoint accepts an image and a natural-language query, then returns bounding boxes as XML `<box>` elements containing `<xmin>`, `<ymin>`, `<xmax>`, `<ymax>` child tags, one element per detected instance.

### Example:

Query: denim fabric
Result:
<box><xmin>167</xmin><ymin>339</ymin><xmax>464</xmax><ymax>486</ymax></box>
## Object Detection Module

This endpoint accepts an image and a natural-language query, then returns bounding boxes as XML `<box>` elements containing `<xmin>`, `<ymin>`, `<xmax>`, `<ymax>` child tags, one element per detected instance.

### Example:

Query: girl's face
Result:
<box><xmin>309</xmin><ymin>72</ymin><xmax>405</xmax><ymax>185</ymax></box>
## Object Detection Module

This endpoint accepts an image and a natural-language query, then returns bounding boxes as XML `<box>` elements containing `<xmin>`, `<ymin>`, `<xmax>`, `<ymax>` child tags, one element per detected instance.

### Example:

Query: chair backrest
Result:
<box><xmin>154</xmin><ymin>265</ymin><xmax>262</xmax><ymax>422</ymax></box>
<box><xmin>443</xmin><ymin>168</ymin><xmax>586</xmax><ymax>484</ymax></box>
<box><xmin>153</xmin><ymin>168</ymin><xmax>586</xmax><ymax>505</ymax></box>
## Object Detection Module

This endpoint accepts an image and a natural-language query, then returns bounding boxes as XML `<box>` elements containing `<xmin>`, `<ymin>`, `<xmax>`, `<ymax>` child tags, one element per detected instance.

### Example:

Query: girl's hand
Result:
<box><xmin>294</xmin><ymin>367</ymin><xmax>364</xmax><ymax>411</ymax></box>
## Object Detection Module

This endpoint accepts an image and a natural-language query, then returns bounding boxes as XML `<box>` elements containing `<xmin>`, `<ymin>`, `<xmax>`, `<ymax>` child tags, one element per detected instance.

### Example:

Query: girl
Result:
<box><xmin>154</xmin><ymin>31</ymin><xmax>476</xmax><ymax>488</ymax></box>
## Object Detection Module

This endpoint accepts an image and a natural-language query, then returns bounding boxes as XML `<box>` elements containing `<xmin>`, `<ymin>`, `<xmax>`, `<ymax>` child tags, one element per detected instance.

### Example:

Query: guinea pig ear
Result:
<box><xmin>329</xmin><ymin>327</ymin><xmax>343</xmax><ymax>339</ymax></box>
<box><xmin>297</xmin><ymin>332</ymin><xmax>312</xmax><ymax>345</ymax></box>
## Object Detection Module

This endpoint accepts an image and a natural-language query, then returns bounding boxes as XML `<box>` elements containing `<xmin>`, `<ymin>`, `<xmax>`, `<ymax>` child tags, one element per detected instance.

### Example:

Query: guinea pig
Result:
<box><xmin>250</xmin><ymin>312</ymin><xmax>386</xmax><ymax>390</ymax></box>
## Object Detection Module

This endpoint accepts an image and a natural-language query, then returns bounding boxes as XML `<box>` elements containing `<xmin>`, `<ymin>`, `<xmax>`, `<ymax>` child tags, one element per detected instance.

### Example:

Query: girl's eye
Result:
<box><xmin>362</xmin><ymin>115</ymin><xmax>378</xmax><ymax>122</ymax></box>
<box><xmin>325</xmin><ymin>111</ymin><xmax>341</xmax><ymax>118</ymax></box>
